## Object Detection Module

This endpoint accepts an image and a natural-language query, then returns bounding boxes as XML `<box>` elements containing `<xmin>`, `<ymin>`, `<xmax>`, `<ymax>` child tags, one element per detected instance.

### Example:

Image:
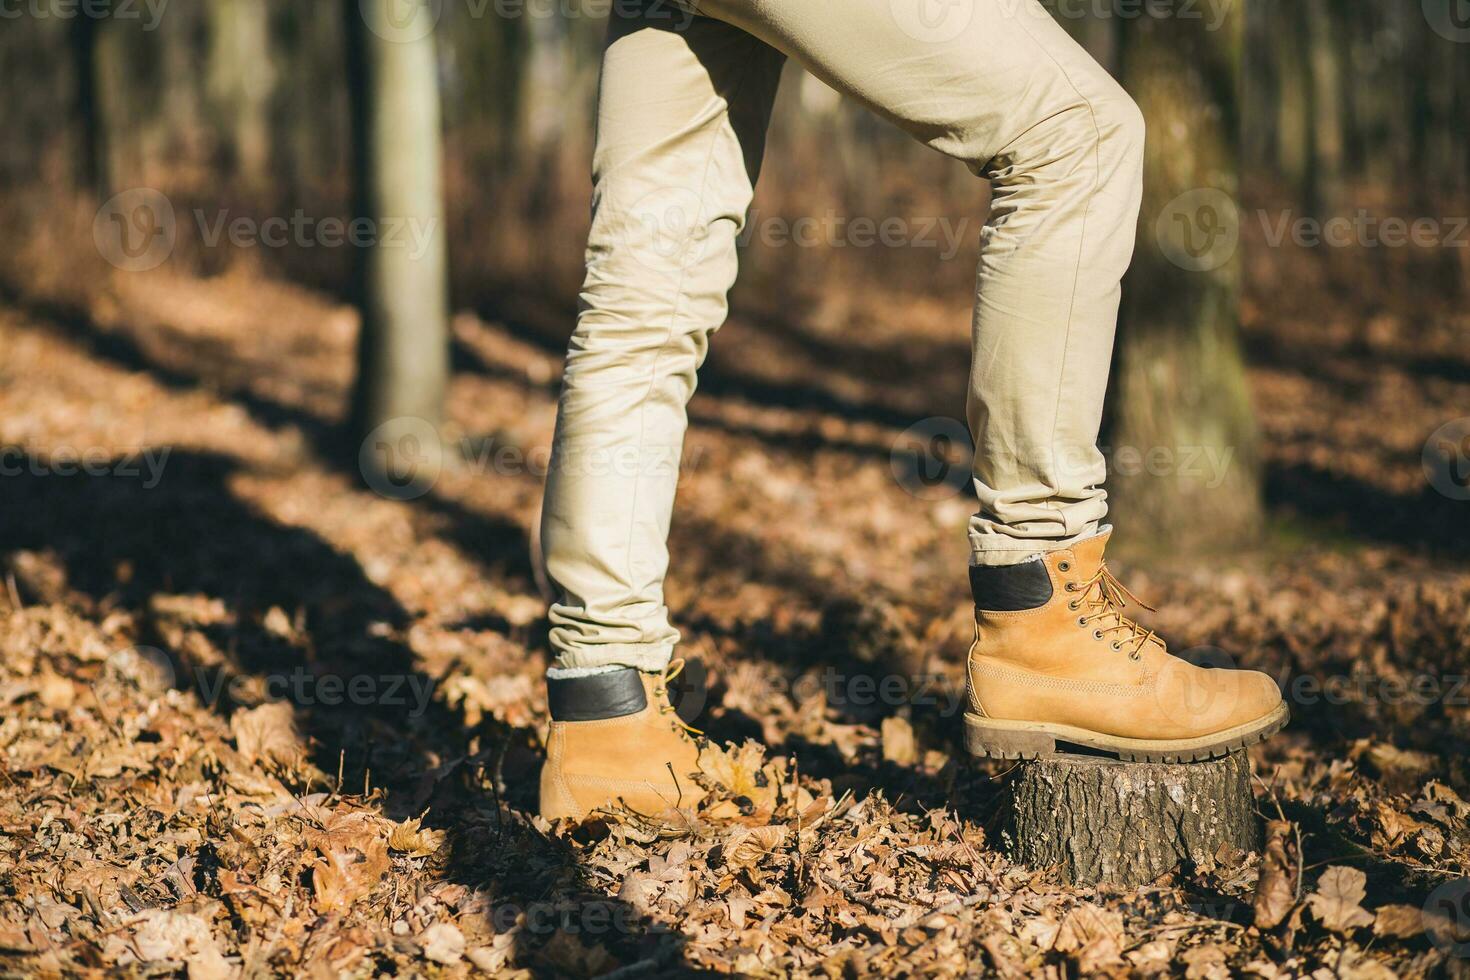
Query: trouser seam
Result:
<box><xmin>1011</xmin><ymin>13</ymin><xmax>1108</xmax><ymax>533</ymax></box>
<box><xmin>617</xmin><ymin>62</ymin><xmax>759</xmax><ymax>614</ymax></box>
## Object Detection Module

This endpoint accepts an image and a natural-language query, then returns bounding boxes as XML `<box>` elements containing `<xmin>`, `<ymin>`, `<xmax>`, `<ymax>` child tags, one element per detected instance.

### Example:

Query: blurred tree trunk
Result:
<box><xmin>1105</xmin><ymin>0</ymin><xmax>1262</xmax><ymax>552</ymax></box>
<box><xmin>345</xmin><ymin>0</ymin><xmax>450</xmax><ymax>479</ymax></box>
<box><xmin>272</xmin><ymin>4</ymin><xmax>351</xmax><ymax>220</ymax></box>
<box><xmin>1302</xmin><ymin>0</ymin><xmax>1345</xmax><ymax>218</ymax></box>
<box><xmin>70</xmin><ymin>9</ymin><xmax>109</xmax><ymax>201</ymax></box>
<box><xmin>1241</xmin><ymin>3</ymin><xmax>1277</xmax><ymax>179</ymax></box>
<box><xmin>1335</xmin><ymin>2</ymin><xmax>1367</xmax><ymax>185</ymax></box>
<box><xmin>79</xmin><ymin>4</ymin><xmax>130</xmax><ymax>199</ymax></box>
<box><xmin>206</xmin><ymin>0</ymin><xmax>276</xmax><ymax>191</ymax></box>
<box><xmin>1060</xmin><ymin>8</ymin><xmax>1117</xmax><ymax>73</ymax></box>
<box><xmin>1273</xmin><ymin>1</ymin><xmax>1310</xmax><ymax>198</ymax></box>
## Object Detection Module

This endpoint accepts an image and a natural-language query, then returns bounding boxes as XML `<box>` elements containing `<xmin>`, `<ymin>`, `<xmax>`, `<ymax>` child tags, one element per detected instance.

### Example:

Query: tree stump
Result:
<box><xmin>1003</xmin><ymin>751</ymin><xmax>1258</xmax><ymax>886</ymax></box>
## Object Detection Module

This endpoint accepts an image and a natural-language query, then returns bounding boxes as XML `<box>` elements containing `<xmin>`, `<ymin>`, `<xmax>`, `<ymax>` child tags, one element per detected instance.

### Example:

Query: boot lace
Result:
<box><xmin>1065</xmin><ymin>561</ymin><xmax>1159</xmax><ymax>661</ymax></box>
<box><xmin>653</xmin><ymin>658</ymin><xmax>703</xmax><ymax>738</ymax></box>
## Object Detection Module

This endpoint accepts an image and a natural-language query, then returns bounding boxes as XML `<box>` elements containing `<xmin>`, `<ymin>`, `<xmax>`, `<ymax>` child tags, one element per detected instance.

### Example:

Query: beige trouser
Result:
<box><xmin>541</xmin><ymin>0</ymin><xmax>1145</xmax><ymax>671</ymax></box>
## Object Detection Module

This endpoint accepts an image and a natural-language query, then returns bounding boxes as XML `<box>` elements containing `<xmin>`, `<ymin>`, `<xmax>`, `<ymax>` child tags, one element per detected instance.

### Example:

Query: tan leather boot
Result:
<box><xmin>539</xmin><ymin>660</ymin><xmax>705</xmax><ymax>822</ymax></box>
<box><xmin>964</xmin><ymin>531</ymin><xmax>1287</xmax><ymax>762</ymax></box>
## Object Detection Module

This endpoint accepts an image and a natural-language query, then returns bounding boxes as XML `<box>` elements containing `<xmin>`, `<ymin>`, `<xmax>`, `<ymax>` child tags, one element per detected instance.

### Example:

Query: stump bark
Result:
<box><xmin>1004</xmin><ymin>751</ymin><xmax>1258</xmax><ymax>886</ymax></box>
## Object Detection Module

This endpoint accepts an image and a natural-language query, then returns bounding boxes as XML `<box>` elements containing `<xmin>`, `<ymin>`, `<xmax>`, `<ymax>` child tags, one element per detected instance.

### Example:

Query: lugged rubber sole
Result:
<box><xmin>963</xmin><ymin>701</ymin><xmax>1290</xmax><ymax>764</ymax></box>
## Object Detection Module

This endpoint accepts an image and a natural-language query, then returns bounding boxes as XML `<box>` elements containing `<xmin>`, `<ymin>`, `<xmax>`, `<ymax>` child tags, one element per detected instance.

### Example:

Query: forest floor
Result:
<box><xmin>0</xmin><ymin>241</ymin><xmax>1468</xmax><ymax>977</ymax></box>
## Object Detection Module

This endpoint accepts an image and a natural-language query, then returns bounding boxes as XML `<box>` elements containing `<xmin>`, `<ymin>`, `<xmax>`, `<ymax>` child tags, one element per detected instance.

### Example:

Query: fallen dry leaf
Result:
<box><xmin>1181</xmin><ymin>942</ymin><xmax>1231</xmax><ymax>980</ymax></box>
<box><xmin>229</xmin><ymin>702</ymin><xmax>302</xmax><ymax>768</ymax></box>
<box><xmin>1331</xmin><ymin>947</ymin><xmax>1401</xmax><ymax>980</ymax></box>
<box><xmin>698</xmin><ymin>739</ymin><xmax>781</xmax><ymax>809</ymax></box>
<box><xmin>880</xmin><ymin>715</ymin><xmax>918</xmax><ymax>766</ymax></box>
<box><xmin>1371</xmin><ymin>904</ymin><xmax>1426</xmax><ymax>939</ymax></box>
<box><xmin>311</xmin><ymin>835</ymin><xmax>390</xmax><ymax>914</ymax></box>
<box><xmin>130</xmin><ymin>910</ymin><xmax>234</xmax><ymax>980</ymax></box>
<box><xmin>1307</xmin><ymin>866</ymin><xmax>1375</xmax><ymax>934</ymax></box>
<box><xmin>388</xmin><ymin>815</ymin><xmax>444</xmax><ymax>856</ymax></box>
<box><xmin>419</xmin><ymin>922</ymin><xmax>465</xmax><ymax>965</ymax></box>
<box><xmin>722</xmin><ymin>825</ymin><xmax>787</xmax><ymax>873</ymax></box>
<box><xmin>1253</xmin><ymin>819</ymin><xmax>1299</xmax><ymax>929</ymax></box>
<box><xmin>1054</xmin><ymin>903</ymin><xmax>1125</xmax><ymax>971</ymax></box>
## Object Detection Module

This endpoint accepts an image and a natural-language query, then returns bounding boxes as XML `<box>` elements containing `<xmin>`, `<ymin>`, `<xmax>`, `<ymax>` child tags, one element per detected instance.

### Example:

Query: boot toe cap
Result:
<box><xmin>1154</xmin><ymin>660</ymin><xmax>1284</xmax><ymax>737</ymax></box>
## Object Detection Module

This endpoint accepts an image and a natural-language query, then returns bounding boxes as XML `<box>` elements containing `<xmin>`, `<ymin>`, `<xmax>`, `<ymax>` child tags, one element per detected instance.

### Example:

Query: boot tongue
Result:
<box><xmin>1070</xmin><ymin>528</ymin><xmax>1112</xmax><ymax>574</ymax></box>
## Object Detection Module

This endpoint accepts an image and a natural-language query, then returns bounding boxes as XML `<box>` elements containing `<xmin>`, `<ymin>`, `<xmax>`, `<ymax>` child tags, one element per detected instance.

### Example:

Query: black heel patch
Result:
<box><xmin>548</xmin><ymin>668</ymin><xmax>648</xmax><ymax>721</ymax></box>
<box><xmin>969</xmin><ymin>559</ymin><xmax>1054</xmax><ymax>611</ymax></box>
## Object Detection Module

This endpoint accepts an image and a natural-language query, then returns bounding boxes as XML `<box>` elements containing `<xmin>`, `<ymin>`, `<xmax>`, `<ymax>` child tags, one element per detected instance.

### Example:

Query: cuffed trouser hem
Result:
<box><xmin>550</xmin><ymin>642</ymin><xmax>676</xmax><ymax>675</ymax></box>
<box><xmin>970</xmin><ymin>525</ymin><xmax>1112</xmax><ymax>567</ymax></box>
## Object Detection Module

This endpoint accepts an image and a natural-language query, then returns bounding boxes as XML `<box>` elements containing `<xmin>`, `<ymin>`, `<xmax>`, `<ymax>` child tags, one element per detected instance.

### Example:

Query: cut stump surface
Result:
<box><xmin>1004</xmin><ymin>750</ymin><xmax>1258</xmax><ymax>886</ymax></box>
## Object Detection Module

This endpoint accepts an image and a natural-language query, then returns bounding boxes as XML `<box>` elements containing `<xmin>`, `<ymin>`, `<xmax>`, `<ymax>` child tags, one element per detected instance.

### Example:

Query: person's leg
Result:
<box><xmin>540</xmin><ymin>4</ymin><xmax>785</xmax><ymax>674</ymax></box>
<box><xmin>689</xmin><ymin>0</ymin><xmax>1285</xmax><ymax>756</ymax></box>
<box><xmin>693</xmin><ymin>0</ymin><xmax>1141</xmax><ymax>565</ymax></box>
<box><xmin>538</xmin><ymin>5</ymin><xmax>785</xmax><ymax>821</ymax></box>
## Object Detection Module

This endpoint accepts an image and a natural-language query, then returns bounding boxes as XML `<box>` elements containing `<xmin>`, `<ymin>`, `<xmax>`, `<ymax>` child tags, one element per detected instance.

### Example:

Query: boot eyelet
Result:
<box><xmin>1111</xmin><ymin>642</ymin><xmax>1122</xmax><ymax>651</ymax></box>
<box><xmin>1077</xmin><ymin>617</ymin><xmax>1087</xmax><ymax>627</ymax></box>
<box><xmin>1067</xmin><ymin>600</ymin><xmax>1079</xmax><ymax>610</ymax></box>
<box><xmin>1129</xmin><ymin>652</ymin><xmax>1141</xmax><ymax>662</ymax></box>
<box><xmin>1058</xmin><ymin>560</ymin><xmax>1072</xmax><ymax>572</ymax></box>
<box><xmin>1065</xmin><ymin>583</ymin><xmax>1078</xmax><ymax>592</ymax></box>
<box><xmin>1093</xmin><ymin>630</ymin><xmax>1104</xmax><ymax>640</ymax></box>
